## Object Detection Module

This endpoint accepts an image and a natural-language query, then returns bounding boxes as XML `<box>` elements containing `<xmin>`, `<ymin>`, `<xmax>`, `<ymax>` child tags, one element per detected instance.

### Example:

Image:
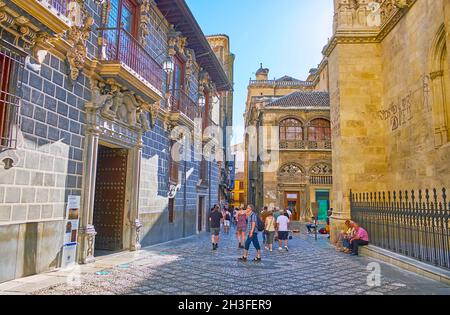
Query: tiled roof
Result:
<box><xmin>266</xmin><ymin>91</ymin><xmax>330</xmax><ymax>108</ymax></box>
<box><xmin>276</xmin><ymin>75</ymin><xmax>301</xmax><ymax>82</ymax></box>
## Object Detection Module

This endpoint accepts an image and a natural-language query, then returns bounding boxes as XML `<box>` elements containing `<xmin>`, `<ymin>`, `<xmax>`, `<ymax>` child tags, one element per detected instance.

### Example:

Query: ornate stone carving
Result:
<box><xmin>310</xmin><ymin>163</ymin><xmax>332</xmax><ymax>175</ymax></box>
<box><xmin>131</xmin><ymin>219</ymin><xmax>142</xmax><ymax>251</ymax></box>
<box><xmin>88</xmin><ymin>79</ymin><xmax>156</xmax><ymax>132</ymax></box>
<box><xmin>66</xmin><ymin>1</ymin><xmax>93</xmax><ymax>81</ymax></box>
<box><xmin>139</xmin><ymin>0</ymin><xmax>155</xmax><ymax>45</ymax></box>
<box><xmin>335</xmin><ymin>0</ymin><xmax>414</xmax><ymax>30</ymax></box>
<box><xmin>168</xmin><ymin>25</ymin><xmax>187</xmax><ymax>57</ymax></box>
<box><xmin>0</xmin><ymin>149</ymin><xmax>20</xmax><ymax>170</ymax></box>
<box><xmin>279</xmin><ymin>164</ymin><xmax>304</xmax><ymax>177</ymax></box>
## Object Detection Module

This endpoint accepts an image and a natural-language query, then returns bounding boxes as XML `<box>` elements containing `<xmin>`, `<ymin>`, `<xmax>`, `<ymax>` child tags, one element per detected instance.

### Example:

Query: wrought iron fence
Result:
<box><xmin>350</xmin><ymin>188</ymin><xmax>450</xmax><ymax>270</ymax></box>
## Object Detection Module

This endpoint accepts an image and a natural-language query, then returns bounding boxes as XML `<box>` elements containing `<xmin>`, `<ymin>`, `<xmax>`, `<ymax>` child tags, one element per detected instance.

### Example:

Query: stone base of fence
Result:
<box><xmin>360</xmin><ymin>245</ymin><xmax>450</xmax><ymax>286</ymax></box>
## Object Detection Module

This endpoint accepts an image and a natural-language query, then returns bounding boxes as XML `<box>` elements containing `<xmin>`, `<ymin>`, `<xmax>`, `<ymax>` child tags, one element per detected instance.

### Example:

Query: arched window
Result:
<box><xmin>308</xmin><ymin>118</ymin><xmax>331</xmax><ymax>141</ymax></box>
<box><xmin>279</xmin><ymin>118</ymin><xmax>303</xmax><ymax>141</ymax></box>
<box><xmin>430</xmin><ymin>25</ymin><xmax>449</xmax><ymax>146</ymax></box>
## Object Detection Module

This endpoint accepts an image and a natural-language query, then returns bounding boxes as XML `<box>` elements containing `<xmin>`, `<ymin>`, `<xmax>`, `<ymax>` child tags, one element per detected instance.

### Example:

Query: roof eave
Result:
<box><xmin>155</xmin><ymin>0</ymin><xmax>232</xmax><ymax>91</ymax></box>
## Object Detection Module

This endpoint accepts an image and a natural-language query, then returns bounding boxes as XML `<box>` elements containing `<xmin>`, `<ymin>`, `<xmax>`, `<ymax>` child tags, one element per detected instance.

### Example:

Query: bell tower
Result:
<box><xmin>255</xmin><ymin>63</ymin><xmax>269</xmax><ymax>81</ymax></box>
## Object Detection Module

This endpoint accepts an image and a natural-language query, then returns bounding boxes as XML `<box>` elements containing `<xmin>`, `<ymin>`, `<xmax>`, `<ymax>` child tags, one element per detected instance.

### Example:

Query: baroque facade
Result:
<box><xmin>0</xmin><ymin>0</ymin><xmax>232</xmax><ymax>283</ymax></box>
<box><xmin>244</xmin><ymin>65</ymin><xmax>333</xmax><ymax>221</ymax></box>
<box><xmin>323</xmin><ymin>0</ymin><xmax>450</xmax><ymax>239</ymax></box>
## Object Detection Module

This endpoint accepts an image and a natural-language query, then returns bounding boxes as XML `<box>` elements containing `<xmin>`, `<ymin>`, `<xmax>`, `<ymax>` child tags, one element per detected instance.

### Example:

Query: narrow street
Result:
<box><xmin>27</xmin><ymin>228</ymin><xmax>450</xmax><ymax>296</ymax></box>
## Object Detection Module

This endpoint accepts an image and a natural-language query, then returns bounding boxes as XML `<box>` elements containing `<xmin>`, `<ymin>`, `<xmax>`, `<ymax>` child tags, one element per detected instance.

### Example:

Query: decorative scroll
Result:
<box><xmin>66</xmin><ymin>1</ymin><xmax>93</xmax><ymax>81</ymax></box>
<box><xmin>310</xmin><ymin>163</ymin><xmax>332</xmax><ymax>175</ymax></box>
<box><xmin>279</xmin><ymin>163</ymin><xmax>304</xmax><ymax>177</ymax></box>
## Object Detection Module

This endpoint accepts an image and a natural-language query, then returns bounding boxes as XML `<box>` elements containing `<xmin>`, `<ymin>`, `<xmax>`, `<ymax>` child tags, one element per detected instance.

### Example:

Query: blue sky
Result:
<box><xmin>186</xmin><ymin>0</ymin><xmax>334</xmax><ymax>144</ymax></box>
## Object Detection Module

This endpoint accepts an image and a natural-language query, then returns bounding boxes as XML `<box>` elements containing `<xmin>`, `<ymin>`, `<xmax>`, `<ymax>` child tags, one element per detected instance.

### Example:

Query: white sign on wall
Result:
<box><xmin>62</xmin><ymin>195</ymin><xmax>81</xmax><ymax>270</ymax></box>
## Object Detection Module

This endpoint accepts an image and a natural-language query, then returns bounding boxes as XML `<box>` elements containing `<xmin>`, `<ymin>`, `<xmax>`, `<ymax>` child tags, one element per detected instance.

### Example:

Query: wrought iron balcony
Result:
<box><xmin>169</xmin><ymin>89</ymin><xmax>198</xmax><ymax>122</ymax></box>
<box><xmin>279</xmin><ymin>140</ymin><xmax>332</xmax><ymax>151</ymax></box>
<box><xmin>98</xmin><ymin>27</ymin><xmax>164</xmax><ymax>99</ymax></box>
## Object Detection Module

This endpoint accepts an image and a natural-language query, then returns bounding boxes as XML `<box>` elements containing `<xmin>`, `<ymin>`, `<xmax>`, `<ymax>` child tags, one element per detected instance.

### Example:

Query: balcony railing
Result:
<box><xmin>249</xmin><ymin>79</ymin><xmax>314</xmax><ymax>87</ymax></box>
<box><xmin>310</xmin><ymin>176</ymin><xmax>333</xmax><ymax>186</ymax></box>
<box><xmin>170</xmin><ymin>89</ymin><xmax>198</xmax><ymax>122</ymax></box>
<box><xmin>98</xmin><ymin>27</ymin><xmax>164</xmax><ymax>93</ymax></box>
<box><xmin>280</xmin><ymin>140</ymin><xmax>332</xmax><ymax>150</ymax></box>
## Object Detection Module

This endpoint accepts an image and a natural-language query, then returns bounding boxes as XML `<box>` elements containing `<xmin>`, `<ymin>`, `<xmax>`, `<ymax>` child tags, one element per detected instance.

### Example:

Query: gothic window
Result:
<box><xmin>430</xmin><ymin>25</ymin><xmax>450</xmax><ymax>147</ymax></box>
<box><xmin>308</xmin><ymin>118</ymin><xmax>331</xmax><ymax>141</ymax></box>
<box><xmin>0</xmin><ymin>39</ymin><xmax>25</xmax><ymax>149</ymax></box>
<box><xmin>279</xmin><ymin>118</ymin><xmax>303</xmax><ymax>141</ymax></box>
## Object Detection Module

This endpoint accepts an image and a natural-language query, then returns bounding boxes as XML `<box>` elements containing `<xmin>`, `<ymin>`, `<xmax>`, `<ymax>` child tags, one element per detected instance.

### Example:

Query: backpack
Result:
<box><xmin>256</xmin><ymin>215</ymin><xmax>265</xmax><ymax>232</ymax></box>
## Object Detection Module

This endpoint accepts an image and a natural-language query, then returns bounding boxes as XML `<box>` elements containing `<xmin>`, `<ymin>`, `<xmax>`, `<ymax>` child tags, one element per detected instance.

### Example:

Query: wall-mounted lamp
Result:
<box><xmin>163</xmin><ymin>56</ymin><xmax>174</xmax><ymax>75</ymax></box>
<box><xmin>198</xmin><ymin>94</ymin><xmax>206</xmax><ymax>108</ymax></box>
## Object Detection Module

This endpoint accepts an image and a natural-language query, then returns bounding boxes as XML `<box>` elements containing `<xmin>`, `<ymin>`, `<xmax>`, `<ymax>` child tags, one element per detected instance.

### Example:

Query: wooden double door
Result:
<box><xmin>93</xmin><ymin>145</ymin><xmax>128</xmax><ymax>252</ymax></box>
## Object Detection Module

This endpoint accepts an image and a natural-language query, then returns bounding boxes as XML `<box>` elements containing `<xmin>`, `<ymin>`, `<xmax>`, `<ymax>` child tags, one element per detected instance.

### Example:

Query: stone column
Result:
<box><xmin>78</xmin><ymin>126</ymin><xmax>100</xmax><ymax>264</ymax></box>
<box><xmin>129</xmin><ymin>136</ymin><xmax>143</xmax><ymax>251</ymax></box>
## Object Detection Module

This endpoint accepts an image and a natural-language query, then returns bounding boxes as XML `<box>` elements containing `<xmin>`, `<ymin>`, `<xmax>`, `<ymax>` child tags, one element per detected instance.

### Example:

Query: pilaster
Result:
<box><xmin>77</xmin><ymin>127</ymin><xmax>100</xmax><ymax>264</ymax></box>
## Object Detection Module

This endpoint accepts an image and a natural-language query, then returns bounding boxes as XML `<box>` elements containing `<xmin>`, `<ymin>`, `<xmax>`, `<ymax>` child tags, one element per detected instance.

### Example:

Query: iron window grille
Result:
<box><xmin>0</xmin><ymin>39</ymin><xmax>26</xmax><ymax>150</ymax></box>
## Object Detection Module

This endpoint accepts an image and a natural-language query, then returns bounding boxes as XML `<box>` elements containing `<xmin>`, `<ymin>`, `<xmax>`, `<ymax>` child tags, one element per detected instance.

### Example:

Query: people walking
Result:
<box><xmin>236</xmin><ymin>207</ymin><xmax>247</xmax><ymax>248</ymax></box>
<box><xmin>209</xmin><ymin>205</ymin><xmax>222</xmax><ymax>250</ymax></box>
<box><xmin>277</xmin><ymin>210</ymin><xmax>290</xmax><ymax>251</ymax></box>
<box><xmin>260</xmin><ymin>206</ymin><xmax>269</xmax><ymax>246</ymax></box>
<box><xmin>223</xmin><ymin>209</ymin><xmax>231</xmax><ymax>234</ymax></box>
<box><xmin>264</xmin><ymin>211</ymin><xmax>276</xmax><ymax>252</ymax></box>
<box><xmin>238</xmin><ymin>205</ymin><xmax>262</xmax><ymax>262</ymax></box>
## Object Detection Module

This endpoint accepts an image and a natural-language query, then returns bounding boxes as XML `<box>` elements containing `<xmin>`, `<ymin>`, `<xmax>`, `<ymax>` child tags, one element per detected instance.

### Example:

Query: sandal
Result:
<box><xmin>253</xmin><ymin>257</ymin><xmax>262</xmax><ymax>262</ymax></box>
<box><xmin>238</xmin><ymin>256</ymin><xmax>248</xmax><ymax>262</ymax></box>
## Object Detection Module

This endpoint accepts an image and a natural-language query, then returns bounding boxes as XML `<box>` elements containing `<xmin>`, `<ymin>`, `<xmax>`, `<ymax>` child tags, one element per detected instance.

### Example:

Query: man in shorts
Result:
<box><xmin>223</xmin><ymin>209</ymin><xmax>231</xmax><ymax>234</ymax></box>
<box><xmin>209</xmin><ymin>205</ymin><xmax>222</xmax><ymax>250</ymax></box>
<box><xmin>277</xmin><ymin>210</ymin><xmax>290</xmax><ymax>251</ymax></box>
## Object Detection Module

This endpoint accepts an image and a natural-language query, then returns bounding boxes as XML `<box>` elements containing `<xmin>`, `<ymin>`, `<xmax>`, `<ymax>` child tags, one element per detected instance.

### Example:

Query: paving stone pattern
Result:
<box><xmin>34</xmin><ymin>228</ymin><xmax>450</xmax><ymax>295</ymax></box>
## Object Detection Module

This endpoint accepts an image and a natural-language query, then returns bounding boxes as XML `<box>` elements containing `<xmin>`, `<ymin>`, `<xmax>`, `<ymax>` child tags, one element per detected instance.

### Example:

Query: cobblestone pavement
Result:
<box><xmin>34</xmin><ymin>228</ymin><xmax>450</xmax><ymax>295</ymax></box>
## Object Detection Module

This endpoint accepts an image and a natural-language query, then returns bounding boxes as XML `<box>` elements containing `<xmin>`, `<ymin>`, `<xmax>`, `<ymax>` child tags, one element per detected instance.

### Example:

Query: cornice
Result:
<box><xmin>323</xmin><ymin>0</ymin><xmax>417</xmax><ymax>57</ymax></box>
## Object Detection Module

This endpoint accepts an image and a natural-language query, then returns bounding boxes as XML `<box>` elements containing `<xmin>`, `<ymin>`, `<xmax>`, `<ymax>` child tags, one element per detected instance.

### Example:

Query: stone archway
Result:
<box><xmin>429</xmin><ymin>24</ymin><xmax>450</xmax><ymax>147</ymax></box>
